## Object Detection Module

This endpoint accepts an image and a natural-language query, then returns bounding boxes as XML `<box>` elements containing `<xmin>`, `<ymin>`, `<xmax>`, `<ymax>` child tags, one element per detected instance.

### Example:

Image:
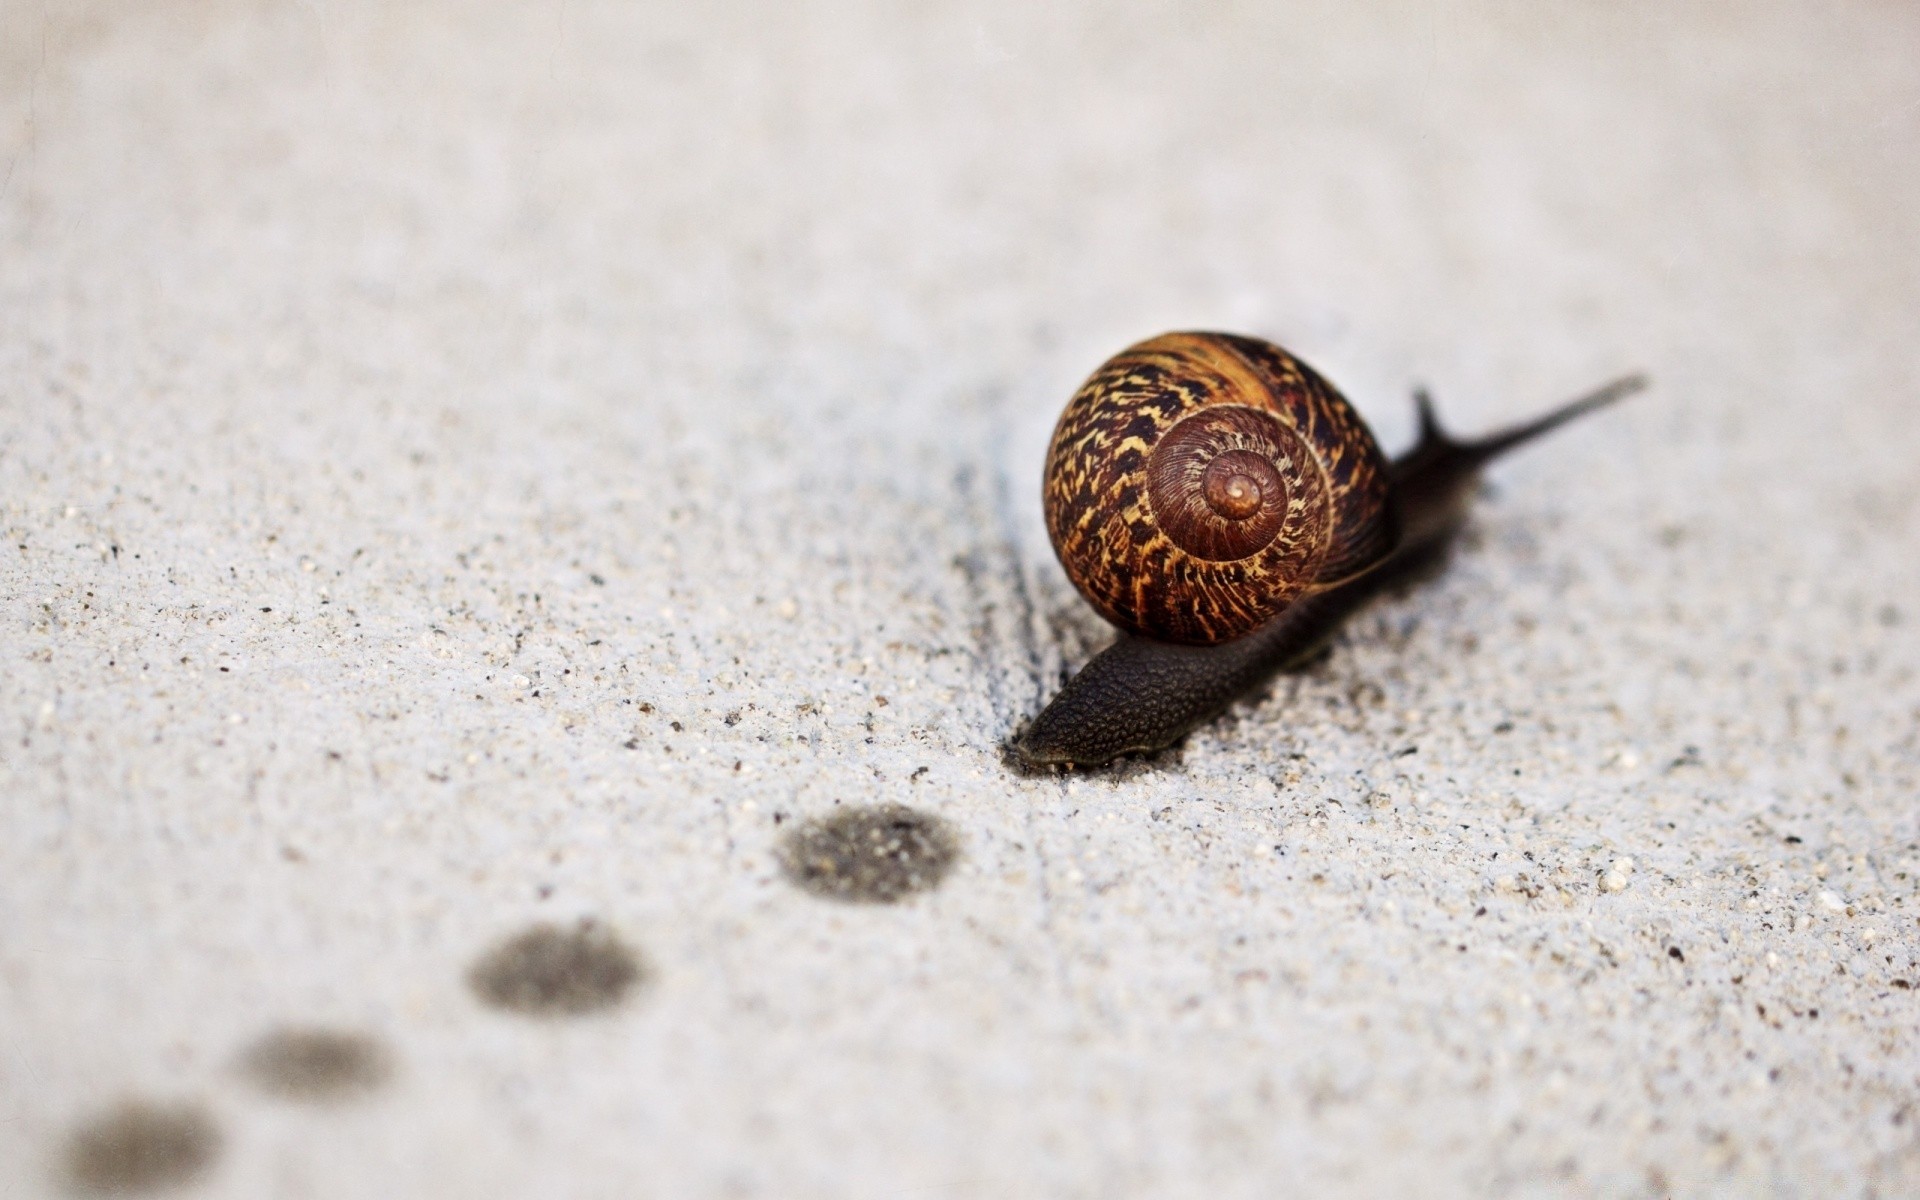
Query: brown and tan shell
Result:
<box><xmin>1042</xmin><ymin>331</ymin><xmax>1399</xmax><ymax>645</ymax></box>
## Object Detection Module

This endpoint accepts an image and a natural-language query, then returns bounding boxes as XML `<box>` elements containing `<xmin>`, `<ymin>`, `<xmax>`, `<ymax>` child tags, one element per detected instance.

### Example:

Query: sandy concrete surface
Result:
<box><xmin>4</xmin><ymin>2</ymin><xmax>1919</xmax><ymax>1196</ymax></box>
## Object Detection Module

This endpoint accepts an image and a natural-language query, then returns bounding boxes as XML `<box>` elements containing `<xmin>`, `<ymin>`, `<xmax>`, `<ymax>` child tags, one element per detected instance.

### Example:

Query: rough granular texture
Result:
<box><xmin>63</xmin><ymin>1100</ymin><xmax>220</xmax><ymax>1195</ymax></box>
<box><xmin>779</xmin><ymin>805</ymin><xmax>960</xmax><ymax>903</ymax></box>
<box><xmin>467</xmin><ymin>921</ymin><xmax>646</xmax><ymax>1017</ymax></box>
<box><xmin>4</xmin><ymin>2</ymin><xmax>1919</xmax><ymax>1197</ymax></box>
<box><xmin>237</xmin><ymin>1028</ymin><xmax>393</xmax><ymax>1101</ymax></box>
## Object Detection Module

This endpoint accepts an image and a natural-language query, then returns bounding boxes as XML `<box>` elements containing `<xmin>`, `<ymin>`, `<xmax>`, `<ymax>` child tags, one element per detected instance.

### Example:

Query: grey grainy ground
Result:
<box><xmin>3</xmin><ymin>1</ymin><xmax>1919</xmax><ymax>1196</ymax></box>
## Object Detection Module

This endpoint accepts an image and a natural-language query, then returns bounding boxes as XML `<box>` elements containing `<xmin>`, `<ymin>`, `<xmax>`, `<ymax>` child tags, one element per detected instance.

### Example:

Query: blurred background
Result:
<box><xmin>3</xmin><ymin>2</ymin><xmax>1917</xmax><ymax>1196</ymax></box>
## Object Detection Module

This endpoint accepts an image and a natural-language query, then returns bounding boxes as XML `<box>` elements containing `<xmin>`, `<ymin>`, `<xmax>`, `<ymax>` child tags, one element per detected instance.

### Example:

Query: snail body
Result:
<box><xmin>1016</xmin><ymin>332</ymin><xmax>1644</xmax><ymax>769</ymax></box>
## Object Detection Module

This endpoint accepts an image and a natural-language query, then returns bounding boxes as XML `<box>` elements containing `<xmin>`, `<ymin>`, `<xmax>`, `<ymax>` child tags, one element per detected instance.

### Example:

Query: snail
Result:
<box><xmin>1012</xmin><ymin>331</ymin><xmax>1644</xmax><ymax>769</ymax></box>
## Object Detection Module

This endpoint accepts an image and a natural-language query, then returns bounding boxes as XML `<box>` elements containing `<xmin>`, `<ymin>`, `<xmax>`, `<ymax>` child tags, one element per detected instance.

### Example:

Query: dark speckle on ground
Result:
<box><xmin>237</xmin><ymin>1027</ymin><xmax>394</xmax><ymax>1101</ymax></box>
<box><xmin>778</xmin><ymin>803</ymin><xmax>959</xmax><ymax>903</ymax></box>
<box><xmin>467</xmin><ymin>919</ymin><xmax>647</xmax><ymax>1016</ymax></box>
<box><xmin>62</xmin><ymin>1099</ymin><xmax>220</xmax><ymax>1195</ymax></box>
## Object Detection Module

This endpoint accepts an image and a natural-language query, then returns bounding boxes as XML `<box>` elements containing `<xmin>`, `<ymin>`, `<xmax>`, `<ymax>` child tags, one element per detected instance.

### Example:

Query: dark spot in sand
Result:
<box><xmin>1668</xmin><ymin>946</ymin><xmax>1685</xmax><ymax>962</ymax></box>
<box><xmin>237</xmin><ymin>1028</ymin><xmax>392</xmax><ymax>1101</ymax></box>
<box><xmin>1668</xmin><ymin>745</ymin><xmax>1703</xmax><ymax>770</ymax></box>
<box><xmin>63</xmin><ymin>1099</ymin><xmax>219</xmax><ymax>1194</ymax></box>
<box><xmin>778</xmin><ymin>804</ymin><xmax>958</xmax><ymax>904</ymax></box>
<box><xmin>468</xmin><ymin>919</ymin><xmax>645</xmax><ymax>1016</ymax></box>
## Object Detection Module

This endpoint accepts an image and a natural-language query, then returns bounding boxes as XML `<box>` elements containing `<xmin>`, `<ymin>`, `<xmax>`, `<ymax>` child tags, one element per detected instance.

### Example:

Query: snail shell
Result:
<box><xmin>1042</xmin><ymin>332</ymin><xmax>1398</xmax><ymax>645</ymax></box>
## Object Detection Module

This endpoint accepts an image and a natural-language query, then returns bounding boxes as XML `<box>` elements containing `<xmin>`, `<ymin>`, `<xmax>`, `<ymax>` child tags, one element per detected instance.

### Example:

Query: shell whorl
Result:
<box><xmin>1042</xmin><ymin>332</ymin><xmax>1398</xmax><ymax>645</ymax></box>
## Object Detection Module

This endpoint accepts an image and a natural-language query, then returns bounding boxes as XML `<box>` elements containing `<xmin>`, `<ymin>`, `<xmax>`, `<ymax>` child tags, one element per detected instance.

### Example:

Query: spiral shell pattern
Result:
<box><xmin>1042</xmin><ymin>332</ymin><xmax>1397</xmax><ymax>644</ymax></box>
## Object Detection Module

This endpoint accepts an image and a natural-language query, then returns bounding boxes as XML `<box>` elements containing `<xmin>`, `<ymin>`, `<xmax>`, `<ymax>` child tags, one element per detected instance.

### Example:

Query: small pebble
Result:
<box><xmin>1600</xmin><ymin>857</ymin><xmax>1635</xmax><ymax>893</ymax></box>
